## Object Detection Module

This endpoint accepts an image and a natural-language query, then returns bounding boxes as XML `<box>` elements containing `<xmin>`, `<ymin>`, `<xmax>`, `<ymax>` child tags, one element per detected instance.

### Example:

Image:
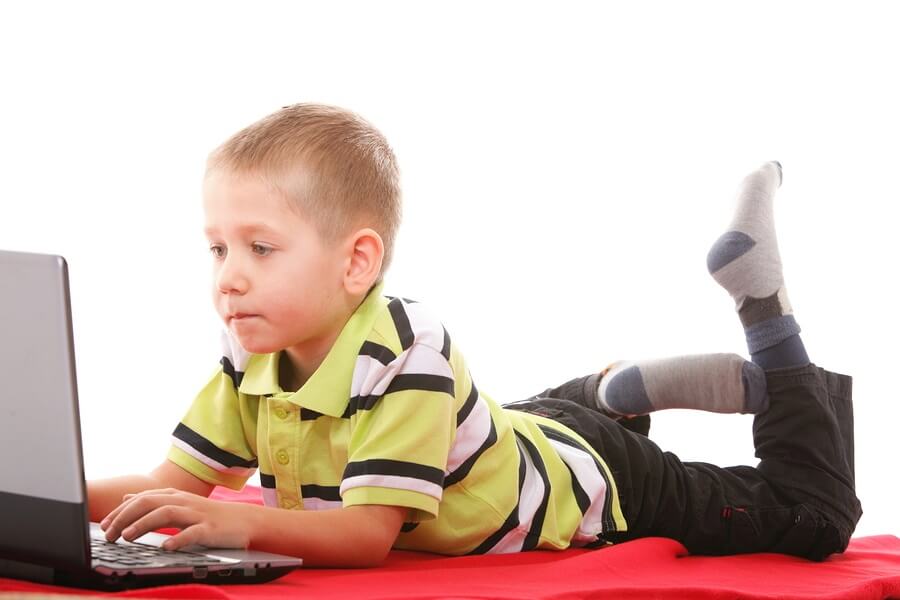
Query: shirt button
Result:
<box><xmin>275</xmin><ymin>407</ymin><xmax>288</xmax><ymax>420</ymax></box>
<box><xmin>276</xmin><ymin>449</ymin><xmax>290</xmax><ymax>465</ymax></box>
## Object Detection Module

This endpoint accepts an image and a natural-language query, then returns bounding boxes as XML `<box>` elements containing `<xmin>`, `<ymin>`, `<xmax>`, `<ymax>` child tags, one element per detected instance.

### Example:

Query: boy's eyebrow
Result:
<box><xmin>203</xmin><ymin>223</ymin><xmax>280</xmax><ymax>236</ymax></box>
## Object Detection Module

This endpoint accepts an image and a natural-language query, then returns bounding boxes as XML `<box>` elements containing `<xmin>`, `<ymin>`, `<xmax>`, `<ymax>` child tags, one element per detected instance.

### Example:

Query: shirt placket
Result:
<box><xmin>268</xmin><ymin>396</ymin><xmax>301</xmax><ymax>509</ymax></box>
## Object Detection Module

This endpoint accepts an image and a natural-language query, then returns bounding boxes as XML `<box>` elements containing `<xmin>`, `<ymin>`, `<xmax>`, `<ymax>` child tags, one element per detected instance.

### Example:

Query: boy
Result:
<box><xmin>90</xmin><ymin>104</ymin><xmax>861</xmax><ymax>567</ymax></box>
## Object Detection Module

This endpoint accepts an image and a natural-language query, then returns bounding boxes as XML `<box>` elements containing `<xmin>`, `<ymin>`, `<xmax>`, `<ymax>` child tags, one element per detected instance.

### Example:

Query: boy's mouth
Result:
<box><xmin>230</xmin><ymin>313</ymin><xmax>258</xmax><ymax>321</ymax></box>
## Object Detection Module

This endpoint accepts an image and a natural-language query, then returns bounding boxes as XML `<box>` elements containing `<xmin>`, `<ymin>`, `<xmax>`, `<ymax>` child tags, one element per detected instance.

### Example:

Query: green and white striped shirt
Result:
<box><xmin>168</xmin><ymin>283</ymin><xmax>627</xmax><ymax>555</ymax></box>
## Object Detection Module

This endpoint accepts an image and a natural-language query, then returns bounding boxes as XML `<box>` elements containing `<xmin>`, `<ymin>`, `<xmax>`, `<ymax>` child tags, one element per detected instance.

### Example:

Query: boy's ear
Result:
<box><xmin>343</xmin><ymin>228</ymin><xmax>384</xmax><ymax>295</ymax></box>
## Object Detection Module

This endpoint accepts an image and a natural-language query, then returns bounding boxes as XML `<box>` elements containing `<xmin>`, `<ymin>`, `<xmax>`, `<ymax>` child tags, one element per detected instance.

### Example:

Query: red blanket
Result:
<box><xmin>3</xmin><ymin>486</ymin><xmax>899</xmax><ymax>599</ymax></box>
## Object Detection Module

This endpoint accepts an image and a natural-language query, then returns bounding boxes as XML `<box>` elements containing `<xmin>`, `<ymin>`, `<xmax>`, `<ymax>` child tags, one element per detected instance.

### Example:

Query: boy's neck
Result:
<box><xmin>278</xmin><ymin>352</ymin><xmax>305</xmax><ymax>393</ymax></box>
<box><xmin>278</xmin><ymin>292</ymin><xmax>370</xmax><ymax>392</ymax></box>
<box><xmin>279</xmin><ymin>327</ymin><xmax>343</xmax><ymax>392</ymax></box>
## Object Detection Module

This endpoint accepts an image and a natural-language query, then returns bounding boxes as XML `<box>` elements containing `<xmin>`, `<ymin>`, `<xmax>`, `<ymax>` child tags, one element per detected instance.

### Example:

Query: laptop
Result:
<box><xmin>0</xmin><ymin>249</ymin><xmax>303</xmax><ymax>590</ymax></box>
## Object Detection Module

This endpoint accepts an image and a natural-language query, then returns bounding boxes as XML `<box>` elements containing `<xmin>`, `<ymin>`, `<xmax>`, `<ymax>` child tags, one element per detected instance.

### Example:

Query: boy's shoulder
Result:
<box><xmin>372</xmin><ymin>293</ymin><xmax>449</xmax><ymax>358</ymax></box>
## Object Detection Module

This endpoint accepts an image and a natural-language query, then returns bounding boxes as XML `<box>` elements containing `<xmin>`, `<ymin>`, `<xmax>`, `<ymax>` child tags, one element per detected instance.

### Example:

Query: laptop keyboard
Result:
<box><xmin>91</xmin><ymin>538</ymin><xmax>230</xmax><ymax>568</ymax></box>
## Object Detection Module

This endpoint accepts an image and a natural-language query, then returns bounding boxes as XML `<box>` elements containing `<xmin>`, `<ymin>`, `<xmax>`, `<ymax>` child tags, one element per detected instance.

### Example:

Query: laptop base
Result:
<box><xmin>0</xmin><ymin>556</ymin><xmax>298</xmax><ymax>590</ymax></box>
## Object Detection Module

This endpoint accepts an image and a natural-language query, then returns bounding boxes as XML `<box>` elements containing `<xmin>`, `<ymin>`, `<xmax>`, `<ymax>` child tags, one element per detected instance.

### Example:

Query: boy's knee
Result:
<box><xmin>771</xmin><ymin>504</ymin><xmax>856</xmax><ymax>561</ymax></box>
<box><xmin>718</xmin><ymin>501</ymin><xmax>858</xmax><ymax>561</ymax></box>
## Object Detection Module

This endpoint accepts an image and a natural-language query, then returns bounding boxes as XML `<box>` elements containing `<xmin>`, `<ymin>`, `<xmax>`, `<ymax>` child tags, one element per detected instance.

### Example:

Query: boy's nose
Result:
<box><xmin>216</xmin><ymin>257</ymin><xmax>249</xmax><ymax>294</ymax></box>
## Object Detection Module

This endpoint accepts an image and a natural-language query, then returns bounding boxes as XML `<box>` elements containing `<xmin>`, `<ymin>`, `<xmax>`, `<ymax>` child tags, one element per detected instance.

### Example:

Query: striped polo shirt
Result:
<box><xmin>167</xmin><ymin>283</ymin><xmax>627</xmax><ymax>555</ymax></box>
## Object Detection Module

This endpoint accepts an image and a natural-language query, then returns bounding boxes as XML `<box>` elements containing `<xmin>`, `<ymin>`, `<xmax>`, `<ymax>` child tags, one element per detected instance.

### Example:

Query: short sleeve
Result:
<box><xmin>340</xmin><ymin>343</ymin><xmax>456</xmax><ymax>521</ymax></box>
<box><xmin>166</xmin><ymin>350</ymin><xmax>260</xmax><ymax>490</ymax></box>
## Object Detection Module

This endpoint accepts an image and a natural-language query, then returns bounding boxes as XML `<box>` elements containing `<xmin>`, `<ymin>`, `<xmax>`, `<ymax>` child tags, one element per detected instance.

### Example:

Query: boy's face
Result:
<box><xmin>203</xmin><ymin>171</ymin><xmax>352</xmax><ymax>365</ymax></box>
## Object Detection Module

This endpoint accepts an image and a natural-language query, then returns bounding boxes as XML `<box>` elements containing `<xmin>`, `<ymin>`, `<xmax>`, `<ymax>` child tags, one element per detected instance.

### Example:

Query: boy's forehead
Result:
<box><xmin>203</xmin><ymin>200</ymin><xmax>294</xmax><ymax>238</ymax></box>
<box><xmin>202</xmin><ymin>222</ymin><xmax>282</xmax><ymax>236</ymax></box>
<box><xmin>203</xmin><ymin>172</ymin><xmax>299</xmax><ymax>235</ymax></box>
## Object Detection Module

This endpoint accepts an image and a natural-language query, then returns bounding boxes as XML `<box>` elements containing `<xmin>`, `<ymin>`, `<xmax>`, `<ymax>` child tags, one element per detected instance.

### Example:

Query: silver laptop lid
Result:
<box><xmin>0</xmin><ymin>249</ymin><xmax>86</xmax><ymax>505</ymax></box>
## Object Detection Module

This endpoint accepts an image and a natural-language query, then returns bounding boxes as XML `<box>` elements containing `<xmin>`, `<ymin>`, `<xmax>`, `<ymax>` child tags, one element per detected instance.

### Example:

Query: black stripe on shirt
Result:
<box><xmin>468</xmin><ymin>443</ymin><xmax>527</xmax><ymax>555</ymax></box>
<box><xmin>444</xmin><ymin>418</ymin><xmax>498</xmax><ymax>488</ymax></box>
<box><xmin>260</xmin><ymin>473</ymin><xmax>276</xmax><ymax>489</ymax></box>
<box><xmin>388</xmin><ymin>298</ymin><xmax>415</xmax><ymax>351</ymax></box>
<box><xmin>386</xmin><ymin>374</ymin><xmax>455</xmax><ymax>397</ymax></box>
<box><xmin>538</xmin><ymin>425</ymin><xmax>597</xmax><ymax>513</ymax></box>
<box><xmin>539</xmin><ymin>424</ymin><xmax>617</xmax><ymax>533</ymax></box>
<box><xmin>346</xmin><ymin>374</ymin><xmax>456</xmax><ymax>417</ymax></box>
<box><xmin>341</xmin><ymin>400</ymin><xmax>360</xmax><ymax>419</ymax></box>
<box><xmin>300</xmin><ymin>484</ymin><xmax>342</xmax><ymax>502</ymax></box>
<box><xmin>346</xmin><ymin>394</ymin><xmax>378</xmax><ymax>415</ymax></box>
<box><xmin>300</xmin><ymin>408</ymin><xmax>325</xmax><ymax>421</ymax></box>
<box><xmin>562</xmin><ymin>461</ymin><xmax>592</xmax><ymax>518</ymax></box>
<box><xmin>440</xmin><ymin>327</ymin><xmax>451</xmax><ymax>360</ymax></box>
<box><xmin>343</xmin><ymin>458</ymin><xmax>445</xmax><ymax>486</ymax></box>
<box><xmin>516</xmin><ymin>433</ymin><xmax>552</xmax><ymax>552</ymax></box>
<box><xmin>359</xmin><ymin>341</ymin><xmax>397</xmax><ymax>365</ymax></box>
<box><xmin>457</xmin><ymin>381</ymin><xmax>479</xmax><ymax>425</ymax></box>
<box><xmin>172</xmin><ymin>423</ymin><xmax>258</xmax><ymax>469</ymax></box>
<box><xmin>220</xmin><ymin>356</ymin><xmax>243</xmax><ymax>388</ymax></box>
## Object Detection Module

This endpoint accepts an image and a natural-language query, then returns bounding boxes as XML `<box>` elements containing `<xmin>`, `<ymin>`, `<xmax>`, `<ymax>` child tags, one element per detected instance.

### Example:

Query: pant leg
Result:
<box><xmin>517</xmin><ymin>373</ymin><xmax>651</xmax><ymax>436</ymax></box>
<box><xmin>508</xmin><ymin>363</ymin><xmax>861</xmax><ymax>560</ymax></box>
<box><xmin>518</xmin><ymin>372</ymin><xmax>603</xmax><ymax>410</ymax></box>
<box><xmin>742</xmin><ymin>364</ymin><xmax>861</xmax><ymax>556</ymax></box>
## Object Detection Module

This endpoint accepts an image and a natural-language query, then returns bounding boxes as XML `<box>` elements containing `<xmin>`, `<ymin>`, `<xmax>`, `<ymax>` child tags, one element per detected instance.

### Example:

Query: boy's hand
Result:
<box><xmin>100</xmin><ymin>488</ymin><xmax>254</xmax><ymax>550</ymax></box>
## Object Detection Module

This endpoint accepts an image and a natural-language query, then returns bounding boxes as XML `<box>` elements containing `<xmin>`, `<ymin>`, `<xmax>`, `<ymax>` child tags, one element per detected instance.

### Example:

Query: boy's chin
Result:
<box><xmin>230</xmin><ymin>332</ymin><xmax>278</xmax><ymax>355</ymax></box>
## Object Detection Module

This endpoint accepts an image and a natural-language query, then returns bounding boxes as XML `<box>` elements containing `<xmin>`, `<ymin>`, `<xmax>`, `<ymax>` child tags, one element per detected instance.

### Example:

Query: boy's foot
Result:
<box><xmin>706</xmin><ymin>162</ymin><xmax>810</xmax><ymax>369</ymax></box>
<box><xmin>596</xmin><ymin>353</ymin><xmax>768</xmax><ymax>417</ymax></box>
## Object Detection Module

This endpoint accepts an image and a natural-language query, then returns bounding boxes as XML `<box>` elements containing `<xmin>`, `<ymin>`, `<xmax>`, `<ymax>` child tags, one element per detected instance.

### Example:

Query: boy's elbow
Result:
<box><xmin>362</xmin><ymin>531</ymin><xmax>397</xmax><ymax>567</ymax></box>
<box><xmin>339</xmin><ymin>504</ymin><xmax>405</xmax><ymax>568</ymax></box>
<box><xmin>304</xmin><ymin>525</ymin><xmax>394</xmax><ymax>569</ymax></box>
<box><xmin>346</xmin><ymin>535</ymin><xmax>397</xmax><ymax>568</ymax></box>
<box><xmin>343</xmin><ymin>546</ymin><xmax>391</xmax><ymax>569</ymax></box>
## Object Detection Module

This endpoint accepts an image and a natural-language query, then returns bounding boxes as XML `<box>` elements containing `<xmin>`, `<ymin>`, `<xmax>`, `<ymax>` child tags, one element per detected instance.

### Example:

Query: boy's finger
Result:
<box><xmin>161</xmin><ymin>523</ymin><xmax>204</xmax><ymax>551</ymax></box>
<box><xmin>100</xmin><ymin>488</ymin><xmax>178</xmax><ymax>541</ymax></box>
<box><xmin>119</xmin><ymin>505</ymin><xmax>192</xmax><ymax>543</ymax></box>
<box><xmin>99</xmin><ymin>496</ymin><xmax>134</xmax><ymax>530</ymax></box>
<box><xmin>100</xmin><ymin>489</ymin><xmax>164</xmax><ymax>529</ymax></box>
<box><xmin>102</xmin><ymin>493</ymin><xmax>167</xmax><ymax>541</ymax></box>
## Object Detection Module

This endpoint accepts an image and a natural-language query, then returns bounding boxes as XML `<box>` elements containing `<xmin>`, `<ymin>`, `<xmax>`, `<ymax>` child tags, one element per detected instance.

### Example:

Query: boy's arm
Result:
<box><xmin>87</xmin><ymin>460</ymin><xmax>214</xmax><ymax>522</ymax></box>
<box><xmin>99</xmin><ymin>488</ymin><xmax>407</xmax><ymax>568</ymax></box>
<box><xmin>248</xmin><ymin>503</ymin><xmax>407</xmax><ymax>567</ymax></box>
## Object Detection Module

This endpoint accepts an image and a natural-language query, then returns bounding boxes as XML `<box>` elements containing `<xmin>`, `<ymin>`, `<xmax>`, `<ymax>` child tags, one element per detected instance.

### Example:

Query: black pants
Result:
<box><xmin>506</xmin><ymin>363</ymin><xmax>862</xmax><ymax>561</ymax></box>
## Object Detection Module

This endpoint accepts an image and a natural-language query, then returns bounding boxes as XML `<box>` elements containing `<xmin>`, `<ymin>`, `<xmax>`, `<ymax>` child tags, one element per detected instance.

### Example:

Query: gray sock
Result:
<box><xmin>597</xmin><ymin>353</ymin><xmax>768</xmax><ymax>417</ymax></box>
<box><xmin>706</xmin><ymin>161</ymin><xmax>802</xmax><ymax>353</ymax></box>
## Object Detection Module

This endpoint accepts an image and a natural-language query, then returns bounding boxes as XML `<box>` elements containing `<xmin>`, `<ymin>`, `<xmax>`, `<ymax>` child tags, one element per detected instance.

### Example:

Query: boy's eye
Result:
<box><xmin>252</xmin><ymin>243</ymin><xmax>272</xmax><ymax>256</ymax></box>
<box><xmin>208</xmin><ymin>244</ymin><xmax>272</xmax><ymax>258</ymax></box>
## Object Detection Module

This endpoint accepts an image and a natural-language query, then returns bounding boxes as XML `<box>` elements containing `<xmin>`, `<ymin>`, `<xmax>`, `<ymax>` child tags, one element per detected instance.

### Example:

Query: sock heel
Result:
<box><xmin>707</xmin><ymin>230</ymin><xmax>758</xmax><ymax>274</ymax></box>
<box><xmin>600</xmin><ymin>365</ymin><xmax>653</xmax><ymax>416</ymax></box>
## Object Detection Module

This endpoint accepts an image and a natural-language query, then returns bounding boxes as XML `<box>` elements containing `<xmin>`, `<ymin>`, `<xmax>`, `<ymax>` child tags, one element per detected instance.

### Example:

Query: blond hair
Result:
<box><xmin>206</xmin><ymin>103</ymin><xmax>402</xmax><ymax>280</ymax></box>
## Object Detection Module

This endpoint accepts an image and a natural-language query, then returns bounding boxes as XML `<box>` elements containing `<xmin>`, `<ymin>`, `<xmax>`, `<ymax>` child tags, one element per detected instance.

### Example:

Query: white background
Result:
<box><xmin>1</xmin><ymin>2</ymin><xmax>897</xmax><ymax>537</ymax></box>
